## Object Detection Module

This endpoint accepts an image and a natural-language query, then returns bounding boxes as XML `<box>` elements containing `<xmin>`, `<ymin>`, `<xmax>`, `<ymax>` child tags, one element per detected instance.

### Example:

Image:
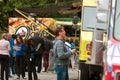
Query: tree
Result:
<box><xmin>0</xmin><ymin>0</ymin><xmax>77</xmax><ymax>31</ymax></box>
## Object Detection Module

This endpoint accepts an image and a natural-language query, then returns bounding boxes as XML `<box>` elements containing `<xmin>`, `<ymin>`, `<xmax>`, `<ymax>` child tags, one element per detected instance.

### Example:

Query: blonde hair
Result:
<box><xmin>1</xmin><ymin>33</ymin><xmax>7</xmax><ymax>39</ymax></box>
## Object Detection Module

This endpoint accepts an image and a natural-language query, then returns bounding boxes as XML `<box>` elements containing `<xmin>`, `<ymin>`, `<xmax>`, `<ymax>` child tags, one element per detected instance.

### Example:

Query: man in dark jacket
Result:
<box><xmin>31</xmin><ymin>32</ymin><xmax>44</xmax><ymax>73</ymax></box>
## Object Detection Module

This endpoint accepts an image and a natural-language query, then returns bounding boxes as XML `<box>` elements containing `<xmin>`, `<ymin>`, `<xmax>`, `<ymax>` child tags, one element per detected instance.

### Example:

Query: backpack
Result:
<box><xmin>43</xmin><ymin>39</ymin><xmax>53</xmax><ymax>51</ymax></box>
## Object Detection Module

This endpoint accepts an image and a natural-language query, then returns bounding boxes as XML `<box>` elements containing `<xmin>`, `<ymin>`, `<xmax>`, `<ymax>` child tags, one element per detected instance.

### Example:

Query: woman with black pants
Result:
<box><xmin>0</xmin><ymin>33</ymin><xmax>11</xmax><ymax>80</ymax></box>
<box><xmin>14</xmin><ymin>36</ymin><xmax>26</xmax><ymax>79</ymax></box>
<box><xmin>26</xmin><ymin>38</ymin><xmax>38</xmax><ymax>80</ymax></box>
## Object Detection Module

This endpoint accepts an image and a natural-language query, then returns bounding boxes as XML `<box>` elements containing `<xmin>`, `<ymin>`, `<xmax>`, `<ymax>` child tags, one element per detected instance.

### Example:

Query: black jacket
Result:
<box><xmin>31</xmin><ymin>36</ymin><xmax>44</xmax><ymax>54</ymax></box>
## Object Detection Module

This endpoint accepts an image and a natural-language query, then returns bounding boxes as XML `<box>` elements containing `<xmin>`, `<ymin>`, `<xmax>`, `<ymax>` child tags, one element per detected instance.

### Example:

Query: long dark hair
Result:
<box><xmin>26</xmin><ymin>38</ymin><xmax>34</xmax><ymax>47</ymax></box>
<box><xmin>26</xmin><ymin>38</ymin><xmax>34</xmax><ymax>57</ymax></box>
<box><xmin>16</xmin><ymin>36</ymin><xmax>24</xmax><ymax>45</ymax></box>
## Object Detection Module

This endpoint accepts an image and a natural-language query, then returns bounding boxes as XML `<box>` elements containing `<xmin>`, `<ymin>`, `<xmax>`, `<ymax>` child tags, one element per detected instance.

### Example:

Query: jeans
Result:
<box><xmin>8</xmin><ymin>54</ymin><xmax>16</xmax><ymax>75</ymax></box>
<box><xmin>54</xmin><ymin>65</ymin><xmax>69</xmax><ymax>80</ymax></box>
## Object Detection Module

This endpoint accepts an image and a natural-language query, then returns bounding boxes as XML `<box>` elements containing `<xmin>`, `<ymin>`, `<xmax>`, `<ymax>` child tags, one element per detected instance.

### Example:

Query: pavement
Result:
<box><xmin>9</xmin><ymin>66</ymin><xmax>79</xmax><ymax>80</ymax></box>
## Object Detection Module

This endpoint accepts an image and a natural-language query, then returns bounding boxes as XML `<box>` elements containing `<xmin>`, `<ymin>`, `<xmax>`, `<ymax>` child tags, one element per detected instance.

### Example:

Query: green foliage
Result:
<box><xmin>0</xmin><ymin>0</ymin><xmax>77</xmax><ymax>31</ymax></box>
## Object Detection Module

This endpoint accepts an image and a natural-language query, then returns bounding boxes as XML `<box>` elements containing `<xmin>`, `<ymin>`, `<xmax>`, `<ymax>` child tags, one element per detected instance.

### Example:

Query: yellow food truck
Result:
<box><xmin>79</xmin><ymin>0</ymin><xmax>103</xmax><ymax>80</ymax></box>
<box><xmin>79</xmin><ymin>0</ymin><xmax>97</xmax><ymax>62</ymax></box>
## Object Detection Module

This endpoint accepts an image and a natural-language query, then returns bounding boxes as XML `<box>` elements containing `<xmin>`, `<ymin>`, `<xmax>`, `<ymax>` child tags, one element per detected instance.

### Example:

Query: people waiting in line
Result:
<box><xmin>53</xmin><ymin>26</ymin><xmax>76</xmax><ymax>80</ymax></box>
<box><xmin>0</xmin><ymin>31</ymin><xmax>78</xmax><ymax>80</ymax></box>
<box><xmin>7</xmin><ymin>34</ymin><xmax>16</xmax><ymax>77</ymax></box>
<box><xmin>31</xmin><ymin>32</ymin><xmax>44</xmax><ymax>73</ymax></box>
<box><xmin>0</xmin><ymin>33</ymin><xmax>11</xmax><ymax>80</ymax></box>
<box><xmin>14</xmin><ymin>36</ymin><xmax>26</xmax><ymax>79</ymax></box>
<box><xmin>26</xmin><ymin>38</ymin><xmax>38</xmax><ymax>80</ymax></box>
<box><xmin>69</xmin><ymin>38</ymin><xmax>76</xmax><ymax>69</ymax></box>
<box><xmin>42</xmin><ymin>35</ymin><xmax>53</xmax><ymax>72</ymax></box>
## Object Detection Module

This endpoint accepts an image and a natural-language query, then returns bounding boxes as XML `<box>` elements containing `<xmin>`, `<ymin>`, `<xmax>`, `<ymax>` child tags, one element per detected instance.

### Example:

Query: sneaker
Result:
<box><xmin>16</xmin><ymin>77</ymin><xmax>20</xmax><ymax>79</ymax></box>
<box><xmin>9</xmin><ymin>75</ymin><xmax>12</xmax><ymax>78</ymax></box>
<box><xmin>22</xmin><ymin>77</ymin><xmax>27</xmax><ymax>79</ymax></box>
<box><xmin>42</xmin><ymin>70</ymin><xmax>47</xmax><ymax>72</ymax></box>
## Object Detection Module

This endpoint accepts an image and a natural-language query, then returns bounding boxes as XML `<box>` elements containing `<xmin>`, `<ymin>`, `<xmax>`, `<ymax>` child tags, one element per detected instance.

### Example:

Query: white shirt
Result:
<box><xmin>0</xmin><ymin>39</ymin><xmax>11</xmax><ymax>56</ymax></box>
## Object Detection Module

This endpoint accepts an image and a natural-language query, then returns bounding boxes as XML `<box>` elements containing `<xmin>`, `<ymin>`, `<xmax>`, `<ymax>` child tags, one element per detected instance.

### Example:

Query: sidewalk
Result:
<box><xmin>9</xmin><ymin>67</ymin><xmax>79</xmax><ymax>80</ymax></box>
<box><xmin>38</xmin><ymin>68</ymin><xmax>78</xmax><ymax>80</ymax></box>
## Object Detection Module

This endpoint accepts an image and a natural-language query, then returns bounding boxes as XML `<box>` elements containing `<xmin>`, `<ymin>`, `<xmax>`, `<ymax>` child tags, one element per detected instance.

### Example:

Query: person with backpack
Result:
<box><xmin>53</xmin><ymin>26</ymin><xmax>76</xmax><ymax>80</ymax></box>
<box><xmin>31</xmin><ymin>32</ymin><xmax>44</xmax><ymax>73</ymax></box>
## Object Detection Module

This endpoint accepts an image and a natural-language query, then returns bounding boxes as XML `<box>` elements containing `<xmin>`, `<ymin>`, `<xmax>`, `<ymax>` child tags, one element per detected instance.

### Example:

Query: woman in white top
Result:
<box><xmin>0</xmin><ymin>33</ymin><xmax>11</xmax><ymax>80</ymax></box>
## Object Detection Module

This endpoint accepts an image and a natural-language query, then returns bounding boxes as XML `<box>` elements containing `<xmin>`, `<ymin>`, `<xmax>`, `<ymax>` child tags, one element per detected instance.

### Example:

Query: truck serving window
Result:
<box><xmin>82</xmin><ymin>6</ymin><xmax>96</xmax><ymax>31</ymax></box>
<box><xmin>114</xmin><ymin>0</ymin><xmax>120</xmax><ymax>40</ymax></box>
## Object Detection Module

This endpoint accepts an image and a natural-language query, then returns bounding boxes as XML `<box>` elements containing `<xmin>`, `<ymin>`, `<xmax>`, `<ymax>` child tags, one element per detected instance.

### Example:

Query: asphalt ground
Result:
<box><xmin>9</xmin><ymin>67</ymin><xmax>79</xmax><ymax>80</ymax></box>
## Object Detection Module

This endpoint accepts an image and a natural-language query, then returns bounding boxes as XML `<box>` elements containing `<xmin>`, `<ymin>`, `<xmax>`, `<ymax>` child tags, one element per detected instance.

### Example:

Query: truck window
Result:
<box><xmin>114</xmin><ymin>0</ymin><xmax>120</xmax><ymax>40</ymax></box>
<box><xmin>82</xmin><ymin>6</ymin><xmax>96</xmax><ymax>31</ymax></box>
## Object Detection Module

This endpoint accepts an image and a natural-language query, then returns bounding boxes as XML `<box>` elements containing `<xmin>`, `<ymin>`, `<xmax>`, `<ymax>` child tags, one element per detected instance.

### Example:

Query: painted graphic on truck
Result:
<box><xmin>8</xmin><ymin>18</ymin><xmax>56</xmax><ymax>39</ymax></box>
